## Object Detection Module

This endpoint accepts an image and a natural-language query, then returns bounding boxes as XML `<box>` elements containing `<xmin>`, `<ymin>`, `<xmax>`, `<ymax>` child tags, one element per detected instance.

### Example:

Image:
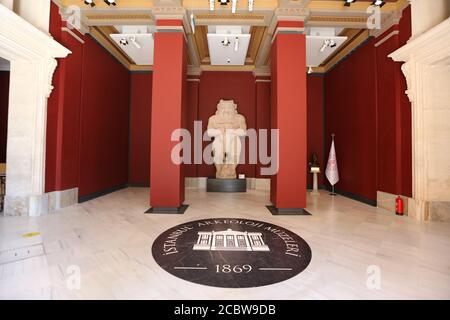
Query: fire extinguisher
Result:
<box><xmin>395</xmin><ymin>196</ymin><xmax>404</xmax><ymax>216</ymax></box>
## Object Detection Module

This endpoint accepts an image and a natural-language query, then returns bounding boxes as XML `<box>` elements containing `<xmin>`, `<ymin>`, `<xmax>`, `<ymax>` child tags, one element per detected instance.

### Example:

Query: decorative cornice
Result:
<box><xmin>390</xmin><ymin>18</ymin><xmax>450</xmax><ymax>103</ymax></box>
<box><xmin>253</xmin><ymin>66</ymin><xmax>271</xmax><ymax>77</ymax></box>
<box><xmin>374</xmin><ymin>30</ymin><xmax>399</xmax><ymax>47</ymax></box>
<box><xmin>389</xmin><ymin>18</ymin><xmax>450</xmax><ymax>64</ymax></box>
<box><xmin>187</xmin><ymin>65</ymin><xmax>202</xmax><ymax>76</ymax></box>
<box><xmin>61</xmin><ymin>27</ymin><xmax>85</xmax><ymax>44</ymax></box>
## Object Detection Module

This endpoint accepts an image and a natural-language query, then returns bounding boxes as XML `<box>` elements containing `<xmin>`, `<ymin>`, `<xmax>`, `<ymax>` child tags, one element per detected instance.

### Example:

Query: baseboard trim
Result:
<box><xmin>266</xmin><ymin>205</ymin><xmax>312</xmax><ymax>216</ymax></box>
<box><xmin>78</xmin><ymin>183</ymin><xmax>128</xmax><ymax>203</ymax></box>
<box><xmin>128</xmin><ymin>183</ymin><xmax>150</xmax><ymax>188</ymax></box>
<box><xmin>325</xmin><ymin>186</ymin><xmax>377</xmax><ymax>207</ymax></box>
<box><xmin>145</xmin><ymin>204</ymin><xmax>189</xmax><ymax>214</ymax></box>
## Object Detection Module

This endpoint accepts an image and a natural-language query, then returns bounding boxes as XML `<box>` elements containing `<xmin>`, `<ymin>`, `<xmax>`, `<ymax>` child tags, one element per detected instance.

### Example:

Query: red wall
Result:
<box><xmin>46</xmin><ymin>2</ymin><xmax>84</xmax><ymax>193</ymax></box>
<box><xmin>0</xmin><ymin>71</ymin><xmax>9</xmax><ymax>163</ymax></box>
<box><xmin>127</xmin><ymin>72</ymin><xmax>325</xmax><ymax>185</ymax></box>
<box><xmin>129</xmin><ymin>73</ymin><xmax>152</xmax><ymax>186</ymax></box>
<box><xmin>324</xmin><ymin>6</ymin><xmax>412</xmax><ymax>203</ymax></box>
<box><xmin>325</xmin><ymin>39</ymin><xmax>378</xmax><ymax>203</ymax></box>
<box><xmin>78</xmin><ymin>36</ymin><xmax>130</xmax><ymax>198</ymax></box>
<box><xmin>375</xmin><ymin>6</ymin><xmax>412</xmax><ymax>197</ymax></box>
<box><xmin>197</xmin><ymin>72</ymin><xmax>257</xmax><ymax>178</ymax></box>
<box><xmin>307</xmin><ymin>75</ymin><xmax>324</xmax><ymax>187</ymax></box>
<box><xmin>185</xmin><ymin>79</ymin><xmax>200</xmax><ymax>177</ymax></box>
<box><xmin>255</xmin><ymin>79</ymin><xmax>271</xmax><ymax>178</ymax></box>
<box><xmin>47</xmin><ymin>3</ymin><xmax>131</xmax><ymax>199</ymax></box>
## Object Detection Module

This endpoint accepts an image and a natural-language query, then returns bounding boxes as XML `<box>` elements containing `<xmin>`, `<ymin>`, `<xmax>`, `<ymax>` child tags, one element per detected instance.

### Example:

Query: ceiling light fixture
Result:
<box><xmin>210</xmin><ymin>1</ymin><xmax>254</xmax><ymax>13</ymax></box>
<box><xmin>104</xmin><ymin>0</ymin><xmax>117</xmax><ymax>6</ymax></box>
<box><xmin>190</xmin><ymin>13</ymin><xmax>196</xmax><ymax>34</ymax></box>
<box><xmin>320</xmin><ymin>39</ymin><xmax>337</xmax><ymax>53</ymax></box>
<box><xmin>84</xmin><ymin>0</ymin><xmax>95</xmax><ymax>7</ymax></box>
<box><xmin>372</xmin><ymin>0</ymin><xmax>386</xmax><ymax>7</ymax></box>
<box><xmin>221</xmin><ymin>37</ymin><xmax>231</xmax><ymax>47</ymax></box>
<box><xmin>119</xmin><ymin>38</ymin><xmax>128</xmax><ymax>46</ymax></box>
<box><xmin>130</xmin><ymin>36</ymin><xmax>141</xmax><ymax>49</ymax></box>
<box><xmin>344</xmin><ymin>0</ymin><xmax>356</xmax><ymax>7</ymax></box>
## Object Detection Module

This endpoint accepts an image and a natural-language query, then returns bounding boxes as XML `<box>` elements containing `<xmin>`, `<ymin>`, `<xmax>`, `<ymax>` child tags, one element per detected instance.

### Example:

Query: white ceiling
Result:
<box><xmin>306</xmin><ymin>35</ymin><xmax>348</xmax><ymax>67</ymax></box>
<box><xmin>207</xmin><ymin>25</ymin><xmax>251</xmax><ymax>66</ymax></box>
<box><xmin>305</xmin><ymin>27</ymin><xmax>348</xmax><ymax>67</ymax></box>
<box><xmin>110</xmin><ymin>25</ymin><xmax>154</xmax><ymax>65</ymax></box>
<box><xmin>109</xmin><ymin>25</ymin><xmax>348</xmax><ymax>68</ymax></box>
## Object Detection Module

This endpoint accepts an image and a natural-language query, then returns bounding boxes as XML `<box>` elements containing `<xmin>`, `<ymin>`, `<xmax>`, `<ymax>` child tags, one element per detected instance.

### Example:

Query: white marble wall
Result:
<box><xmin>0</xmin><ymin>4</ymin><xmax>70</xmax><ymax>216</ymax></box>
<box><xmin>390</xmin><ymin>4</ymin><xmax>450</xmax><ymax>222</ymax></box>
<box><xmin>410</xmin><ymin>0</ymin><xmax>449</xmax><ymax>39</ymax></box>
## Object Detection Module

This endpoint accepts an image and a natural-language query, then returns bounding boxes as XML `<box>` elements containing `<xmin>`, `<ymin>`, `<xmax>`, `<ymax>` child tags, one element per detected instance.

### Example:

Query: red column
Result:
<box><xmin>148</xmin><ymin>20</ymin><xmax>188</xmax><ymax>213</ymax></box>
<box><xmin>269</xmin><ymin>21</ymin><xmax>308</xmax><ymax>214</ymax></box>
<box><xmin>255</xmin><ymin>76</ymin><xmax>271</xmax><ymax>178</ymax></box>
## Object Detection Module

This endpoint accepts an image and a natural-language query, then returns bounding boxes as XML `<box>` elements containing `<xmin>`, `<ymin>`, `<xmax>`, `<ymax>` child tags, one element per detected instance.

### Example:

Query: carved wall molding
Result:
<box><xmin>0</xmin><ymin>5</ymin><xmax>70</xmax><ymax>216</ymax></box>
<box><xmin>390</xmin><ymin>17</ymin><xmax>450</xmax><ymax>221</ymax></box>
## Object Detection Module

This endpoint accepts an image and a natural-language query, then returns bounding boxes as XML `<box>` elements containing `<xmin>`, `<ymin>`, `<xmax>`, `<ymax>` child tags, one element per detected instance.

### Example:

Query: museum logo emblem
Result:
<box><xmin>152</xmin><ymin>218</ymin><xmax>312</xmax><ymax>288</ymax></box>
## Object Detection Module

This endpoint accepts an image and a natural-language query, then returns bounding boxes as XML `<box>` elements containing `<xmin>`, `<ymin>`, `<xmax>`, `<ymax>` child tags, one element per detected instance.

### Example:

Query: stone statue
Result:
<box><xmin>207</xmin><ymin>99</ymin><xmax>247</xmax><ymax>179</ymax></box>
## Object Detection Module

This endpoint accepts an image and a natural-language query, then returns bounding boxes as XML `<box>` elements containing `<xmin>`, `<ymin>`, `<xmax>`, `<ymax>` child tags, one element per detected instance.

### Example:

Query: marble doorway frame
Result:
<box><xmin>0</xmin><ymin>5</ymin><xmax>70</xmax><ymax>216</ymax></box>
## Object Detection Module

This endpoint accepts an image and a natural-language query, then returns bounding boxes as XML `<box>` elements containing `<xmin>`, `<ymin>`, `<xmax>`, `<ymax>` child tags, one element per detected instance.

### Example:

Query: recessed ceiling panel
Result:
<box><xmin>110</xmin><ymin>33</ymin><xmax>154</xmax><ymax>65</ymax></box>
<box><xmin>306</xmin><ymin>35</ymin><xmax>348</xmax><ymax>67</ymax></box>
<box><xmin>207</xmin><ymin>34</ymin><xmax>251</xmax><ymax>65</ymax></box>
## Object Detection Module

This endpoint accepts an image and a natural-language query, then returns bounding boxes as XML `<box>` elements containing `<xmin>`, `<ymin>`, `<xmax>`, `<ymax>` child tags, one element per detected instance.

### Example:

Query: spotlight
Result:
<box><xmin>248</xmin><ymin>0</ymin><xmax>254</xmax><ymax>12</ymax></box>
<box><xmin>130</xmin><ymin>36</ymin><xmax>141</xmax><ymax>49</ymax></box>
<box><xmin>119</xmin><ymin>38</ymin><xmax>128</xmax><ymax>46</ymax></box>
<box><xmin>234</xmin><ymin>37</ymin><xmax>239</xmax><ymax>52</ymax></box>
<box><xmin>320</xmin><ymin>39</ymin><xmax>337</xmax><ymax>53</ymax></box>
<box><xmin>104</xmin><ymin>0</ymin><xmax>117</xmax><ymax>6</ymax></box>
<box><xmin>190</xmin><ymin>13</ymin><xmax>196</xmax><ymax>34</ymax></box>
<box><xmin>308</xmin><ymin>67</ymin><xmax>313</xmax><ymax>74</ymax></box>
<box><xmin>344</xmin><ymin>0</ymin><xmax>356</xmax><ymax>7</ymax></box>
<box><xmin>231</xmin><ymin>0</ymin><xmax>237</xmax><ymax>13</ymax></box>
<box><xmin>221</xmin><ymin>37</ymin><xmax>231</xmax><ymax>46</ymax></box>
<box><xmin>218</xmin><ymin>0</ymin><xmax>230</xmax><ymax>5</ymax></box>
<box><xmin>84</xmin><ymin>0</ymin><xmax>95</xmax><ymax>7</ymax></box>
<box><xmin>209</xmin><ymin>0</ymin><xmax>215</xmax><ymax>11</ymax></box>
<box><xmin>372</xmin><ymin>0</ymin><xmax>385</xmax><ymax>7</ymax></box>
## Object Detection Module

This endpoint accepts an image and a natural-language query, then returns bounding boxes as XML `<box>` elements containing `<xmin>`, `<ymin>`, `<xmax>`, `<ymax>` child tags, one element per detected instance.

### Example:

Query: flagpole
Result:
<box><xmin>330</xmin><ymin>133</ymin><xmax>337</xmax><ymax>196</ymax></box>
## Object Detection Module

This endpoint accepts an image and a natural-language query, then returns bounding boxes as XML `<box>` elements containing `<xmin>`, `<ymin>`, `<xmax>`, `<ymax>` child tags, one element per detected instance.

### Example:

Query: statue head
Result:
<box><xmin>216</xmin><ymin>99</ymin><xmax>238</xmax><ymax>118</ymax></box>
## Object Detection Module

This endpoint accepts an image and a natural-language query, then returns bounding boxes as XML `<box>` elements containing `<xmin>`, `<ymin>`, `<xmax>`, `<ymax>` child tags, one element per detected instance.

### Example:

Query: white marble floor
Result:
<box><xmin>0</xmin><ymin>188</ymin><xmax>449</xmax><ymax>300</ymax></box>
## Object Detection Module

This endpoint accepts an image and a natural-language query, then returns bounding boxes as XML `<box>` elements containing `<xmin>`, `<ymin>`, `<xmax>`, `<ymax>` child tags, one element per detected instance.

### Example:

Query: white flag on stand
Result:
<box><xmin>325</xmin><ymin>139</ymin><xmax>339</xmax><ymax>186</ymax></box>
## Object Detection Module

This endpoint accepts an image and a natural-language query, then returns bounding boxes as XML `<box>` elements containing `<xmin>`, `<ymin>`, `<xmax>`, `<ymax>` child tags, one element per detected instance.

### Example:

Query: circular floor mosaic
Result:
<box><xmin>152</xmin><ymin>218</ymin><xmax>312</xmax><ymax>288</ymax></box>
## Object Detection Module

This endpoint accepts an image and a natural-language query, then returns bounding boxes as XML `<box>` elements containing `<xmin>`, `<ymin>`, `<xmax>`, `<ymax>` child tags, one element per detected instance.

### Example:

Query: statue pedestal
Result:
<box><xmin>310</xmin><ymin>167</ymin><xmax>320</xmax><ymax>196</ymax></box>
<box><xmin>207</xmin><ymin>178</ymin><xmax>247</xmax><ymax>193</ymax></box>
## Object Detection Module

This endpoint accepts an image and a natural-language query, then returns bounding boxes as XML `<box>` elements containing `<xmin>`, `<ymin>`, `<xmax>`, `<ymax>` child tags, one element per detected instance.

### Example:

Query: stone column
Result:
<box><xmin>148</xmin><ymin>18</ymin><xmax>188</xmax><ymax>213</ymax></box>
<box><xmin>269</xmin><ymin>19</ymin><xmax>308</xmax><ymax>214</ymax></box>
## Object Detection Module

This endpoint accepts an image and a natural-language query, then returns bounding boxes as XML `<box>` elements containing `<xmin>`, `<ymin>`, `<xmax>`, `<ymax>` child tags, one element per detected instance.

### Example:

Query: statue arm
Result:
<box><xmin>207</xmin><ymin>118</ymin><xmax>221</xmax><ymax>137</ymax></box>
<box><xmin>235</xmin><ymin>115</ymin><xmax>247</xmax><ymax>136</ymax></box>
